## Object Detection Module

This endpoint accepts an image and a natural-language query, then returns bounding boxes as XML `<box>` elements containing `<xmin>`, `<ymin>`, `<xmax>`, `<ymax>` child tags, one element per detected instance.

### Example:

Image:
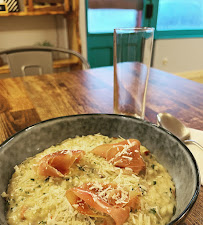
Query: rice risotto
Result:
<box><xmin>3</xmin><ymin>134</ymin><xmax>176</xmax><ymax>225</ymax></box>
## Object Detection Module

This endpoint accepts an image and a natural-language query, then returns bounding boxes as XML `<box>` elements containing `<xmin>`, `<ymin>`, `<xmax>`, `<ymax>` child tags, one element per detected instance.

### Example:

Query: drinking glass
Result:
<box><xmin>113</xmin><ymin>27</ymin><xmax>154</xmax><ymax>119</ymax></box>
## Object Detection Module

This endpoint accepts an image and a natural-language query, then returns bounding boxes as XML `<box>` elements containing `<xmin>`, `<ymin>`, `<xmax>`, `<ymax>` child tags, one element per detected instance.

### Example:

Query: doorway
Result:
<box><xmin>86</xmin><ymin>0</ymin><xmax>143</xmax><ymax>68</ymax></box>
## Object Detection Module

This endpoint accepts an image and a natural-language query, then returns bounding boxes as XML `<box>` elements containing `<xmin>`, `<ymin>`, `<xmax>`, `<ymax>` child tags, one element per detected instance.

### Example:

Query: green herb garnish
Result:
<box><xmin>39</xmin><ymin>221</ymin><xmax>47</xmax><ymax>224</ymax></box>
<box><xmin>78</xmin><ymin>166</ymin><xmax>85</xmax><ymax>171</ymax></box>
<box><xmin>151</xmin><ymin>164</ymin><xmax>155</xmax><ymax>169</ymax></box>
<box><xmin>44</xmin><ymin>177</ymin><xmax>50</xmax><ymax>182</ymax></box>
<box><xmin>149</xmin><ymin>208</ymin><xmax>156</xmax><ymax>214</ymax></box>
<box><xmin>173</xmin><ymin>206</ymin><xmax>176</xmax><ymax>215</ymax></box>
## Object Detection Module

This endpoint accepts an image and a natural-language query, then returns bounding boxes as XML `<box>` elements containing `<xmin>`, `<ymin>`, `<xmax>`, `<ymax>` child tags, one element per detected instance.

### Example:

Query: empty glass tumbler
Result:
<box><xmin>114</xmin><ymin>28</ymin><xmax>154</xmax><ymax>119</ymax></box>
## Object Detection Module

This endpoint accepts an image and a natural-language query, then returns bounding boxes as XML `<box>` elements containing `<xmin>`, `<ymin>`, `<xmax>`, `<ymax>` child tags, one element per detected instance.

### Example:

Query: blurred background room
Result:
<box><xmin>0</xmin><ymin>0</ymin><xmax>203</xmax><ymax>83</ymax></box>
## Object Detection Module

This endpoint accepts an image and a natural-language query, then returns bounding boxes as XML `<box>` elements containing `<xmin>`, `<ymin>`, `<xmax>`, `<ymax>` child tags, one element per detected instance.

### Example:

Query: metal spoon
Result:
<box><xmin>157</xmin><ymin>112</ymin><xmax>203</xmax><ymax>150</ymax></box>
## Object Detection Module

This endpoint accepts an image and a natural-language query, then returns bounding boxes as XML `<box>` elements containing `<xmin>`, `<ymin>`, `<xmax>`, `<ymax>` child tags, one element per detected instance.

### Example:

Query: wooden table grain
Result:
<box><xmin>0</xmin><ymin>66</ymin><xmax>202</xmax><ymax>224</ymax></box>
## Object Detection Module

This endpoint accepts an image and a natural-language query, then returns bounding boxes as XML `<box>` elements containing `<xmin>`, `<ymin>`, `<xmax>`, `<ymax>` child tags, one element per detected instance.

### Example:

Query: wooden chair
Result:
<box><xmin>0</xmin><ymin>46</ymin><xmax>90</xmax><ymax>77</ymax></box>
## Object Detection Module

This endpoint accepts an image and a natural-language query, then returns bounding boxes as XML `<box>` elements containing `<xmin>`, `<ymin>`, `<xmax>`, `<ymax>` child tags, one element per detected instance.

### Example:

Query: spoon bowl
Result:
<box><xmin>157</xmin><ymin>113</ymin><xmax>190</xmax><ymax>141</ymax></box>
<box><xmin>157</xmin><ymin>112</ymin><xmax>203</xmax><ymax>150</ymax></box>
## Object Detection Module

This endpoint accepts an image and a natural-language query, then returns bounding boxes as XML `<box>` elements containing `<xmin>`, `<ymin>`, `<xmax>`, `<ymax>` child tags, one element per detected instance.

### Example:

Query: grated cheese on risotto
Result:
<box><xmin>3</xmin><ymin>134</ymin><xmax>176</xmax><ymax>225</ymax></box>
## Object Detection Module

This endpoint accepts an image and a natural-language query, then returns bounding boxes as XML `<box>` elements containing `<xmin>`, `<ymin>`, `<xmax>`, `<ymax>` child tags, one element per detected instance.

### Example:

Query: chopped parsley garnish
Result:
<box><xmin>30</xmin><ymin>178</ymin><xmax>35</xmax><ymax>181</ymax></box>
<box><xmin>44</xmin><ymin>177</ymin><xmax>50</xmax><ymax>182</ymax></box>
<box><xmin>139</xmin><ymin>186</ymin><xmax>146</xmax><ymax>195</ymax></box>
<box><xmin>149</xmin><ymin>208</ymin><xmax>156</xmax><ymax>214</ymax></box>
<box><xmin>78</xmin><ymin>166</ymin><xmax>85</xmax><ymax>171</ymax></box>
<box><xmin>173</xmin><ymin>206</ymin><xmax>176</xmax><ymax>215</ymax></box>
<box><xmin>153</xmin><ymin>181</ymin><xmax>157</xmax><ymax>185</ymax></box>
<box><xmin>151</xmin><ymin>164</ymin><xmax>155</xmax><ymax>169</ymax></box>
<box><xmin>39</xmin><ymin>221</ymin><xmax>47</xmax><ymax>224</ymax></box>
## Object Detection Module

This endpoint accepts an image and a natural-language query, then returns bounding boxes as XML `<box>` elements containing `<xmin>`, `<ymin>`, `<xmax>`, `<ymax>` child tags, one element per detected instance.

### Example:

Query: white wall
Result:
<box><xmin>152</xmin><ymin>38</ymin><xmax>203</xmax><ymax>73</ymax></box>
<box><xmin>0</xmin><ymin>15</ymin><xmax>67</xmax><ymax>49</ymax></box>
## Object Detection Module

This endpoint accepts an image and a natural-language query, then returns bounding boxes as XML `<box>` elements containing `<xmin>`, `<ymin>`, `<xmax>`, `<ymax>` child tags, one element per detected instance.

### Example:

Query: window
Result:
<box><xmin>143</xmin><ymin>0</ymin><xmax>203</xmax><ymax>39</ymax></box>
<box><xmin>88</xmin><ymin>9</ymin><xmax>138</xmax><ymax>33</ymax></box>
<box><xmin>157</xmin><ymin>0</ymin><xmax>203</xmax><ymax>31</ymax></box>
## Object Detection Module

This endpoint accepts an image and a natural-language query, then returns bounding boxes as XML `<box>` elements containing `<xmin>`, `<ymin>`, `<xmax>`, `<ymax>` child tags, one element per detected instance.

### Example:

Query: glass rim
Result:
<box><xmin>114</xmin><ymin>27</ymin><xmax>154</xmax><ymax>32</ymax></box>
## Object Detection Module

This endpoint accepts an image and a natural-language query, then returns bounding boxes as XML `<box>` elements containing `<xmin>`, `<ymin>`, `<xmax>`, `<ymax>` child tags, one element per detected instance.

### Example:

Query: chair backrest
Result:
<box><xmin>0</xmin><ymin>46</ymin><xmax>90</xmax><ymax>77</ymax></box>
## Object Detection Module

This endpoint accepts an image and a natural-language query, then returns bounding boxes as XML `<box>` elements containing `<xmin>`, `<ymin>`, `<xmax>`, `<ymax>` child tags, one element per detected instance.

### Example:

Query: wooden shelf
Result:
<box><xmin>53</xmin><ymin>58</ymin><xmax>79</xmax><ymax>68</ymax></box>
<box><xmin>0</xmin><ymin>10</ymin><xmax>66</xmax><ymax>17</ymax></box>
<box><xmin>0</xmin><ymin>64</ymin><xmax>9</xmax><ymax>74</ymax></box>
<box><xmin>0</xmin><ymin>58</ymin><xmax>79</xmax><ymax>75</ymax></box>
<box><xmin>0</xmin><ymin>0</ymin><xmax>70</xmax><ymax>16</ymax></box>
<box><xmin>0</xmin><ymin>0</ymin><xmax>82</xmax><ymax>76</ymax></box>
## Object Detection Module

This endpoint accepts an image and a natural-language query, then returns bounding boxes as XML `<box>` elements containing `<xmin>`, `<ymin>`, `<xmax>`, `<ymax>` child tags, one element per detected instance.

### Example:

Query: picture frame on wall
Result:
<box><xmin>0</xmin><ymin>0</ymin><xmax>8</xmax><ymax>13</ymax></box>
<box><xmin>2</xmin><ymin>0</ymin><xmax>19</xmax><ymax>12</ymax></box>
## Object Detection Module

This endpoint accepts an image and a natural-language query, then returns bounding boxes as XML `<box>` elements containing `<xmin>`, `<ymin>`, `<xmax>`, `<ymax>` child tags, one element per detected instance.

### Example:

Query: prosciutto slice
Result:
<box><xmin>66</xmin><ymin>183</ymin><xmax>140</xmax><ymax>225</ymax></box>
<box><xmin>92</xmin><ymin>139</ymin><xmax>146</xmax><ymax>174</ymax></box>
<box><xmin>38</xmin><ymin>150</ymin><xmax>85</xmax><ymax>177</ymax></box>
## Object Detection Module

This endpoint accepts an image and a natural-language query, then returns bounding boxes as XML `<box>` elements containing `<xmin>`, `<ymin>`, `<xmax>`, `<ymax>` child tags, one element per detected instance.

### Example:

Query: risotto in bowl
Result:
<box><xmin>0</xmin><ymin>114</ymin><xmax>200</xmax><ymax>225</ymax></box>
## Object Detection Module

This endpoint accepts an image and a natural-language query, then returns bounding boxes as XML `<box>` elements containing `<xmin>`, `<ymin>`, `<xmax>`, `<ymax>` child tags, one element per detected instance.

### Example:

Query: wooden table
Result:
<box><xmin>0</xmin><ymin>66</ymin><xmax>202</xmax><ymax>224</ymax></box>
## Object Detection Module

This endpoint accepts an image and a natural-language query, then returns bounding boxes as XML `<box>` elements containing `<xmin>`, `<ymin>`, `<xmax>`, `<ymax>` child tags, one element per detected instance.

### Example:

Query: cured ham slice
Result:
<box><xmin>66</xmin><ymin>183</ymin><xmax>140</xmax><ymax>225</ymax></box>
<box><xmin>92</xmin><ymin>139</ymin><xmax>146</xmax><ymax>174</ymax></box>
<box><xmin>38</xmin><ymin>150</ymin><xmax>85</xmax><ymax>177</ymax></box>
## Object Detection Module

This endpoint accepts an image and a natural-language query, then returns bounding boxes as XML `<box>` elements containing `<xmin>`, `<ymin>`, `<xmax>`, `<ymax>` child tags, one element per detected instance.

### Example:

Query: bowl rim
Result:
<box><xmin>0</xmin><ymin>113</ymin><xmax>200</xmax><ymax>225</ymax></box>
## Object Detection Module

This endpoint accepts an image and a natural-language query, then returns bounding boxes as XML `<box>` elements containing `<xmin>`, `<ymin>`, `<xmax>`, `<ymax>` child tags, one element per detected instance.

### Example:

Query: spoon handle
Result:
<box><xmin>184</xmin><ymin>140</ymin><xmax>203</xmax><ymax>150</ymax></box>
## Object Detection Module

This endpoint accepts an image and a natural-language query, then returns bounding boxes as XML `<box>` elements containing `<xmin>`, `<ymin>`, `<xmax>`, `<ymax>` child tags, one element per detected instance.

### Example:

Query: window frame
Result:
<box><xmin>142</xmin><ymin>0</ymin><xmax>203</xmax><ymax>40</ymax></box>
